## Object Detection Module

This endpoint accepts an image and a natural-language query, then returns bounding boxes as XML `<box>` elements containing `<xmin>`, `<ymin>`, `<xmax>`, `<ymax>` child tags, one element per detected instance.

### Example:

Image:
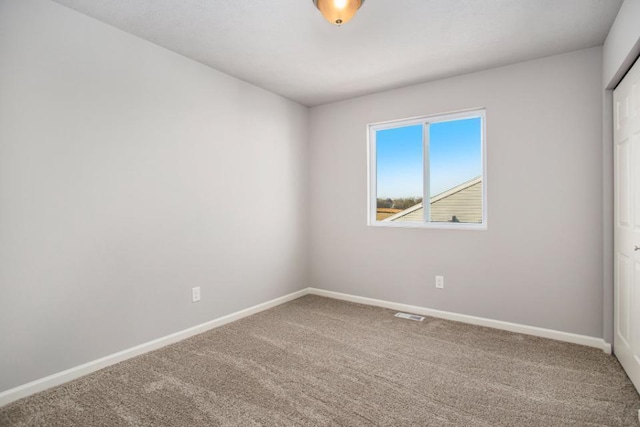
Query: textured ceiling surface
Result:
<box><xmin>52</xmin><ymin>0</ymin><xmax>622</xmax><ymax>106</ymax></box>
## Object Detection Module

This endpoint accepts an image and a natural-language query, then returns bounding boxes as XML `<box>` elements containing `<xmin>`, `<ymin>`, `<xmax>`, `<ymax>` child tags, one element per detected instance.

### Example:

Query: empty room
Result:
<box><xmin>2</xmin><ymin>0</ymin><xmax>640</xmax><ymax>425</ymax></box>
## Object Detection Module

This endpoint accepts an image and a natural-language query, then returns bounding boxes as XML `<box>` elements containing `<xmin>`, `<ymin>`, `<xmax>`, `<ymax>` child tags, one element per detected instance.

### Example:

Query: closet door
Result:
<box><xmin>614</xmin><ymin>56</ymin><xmax>640</xmax><ymax>393</ymax></box>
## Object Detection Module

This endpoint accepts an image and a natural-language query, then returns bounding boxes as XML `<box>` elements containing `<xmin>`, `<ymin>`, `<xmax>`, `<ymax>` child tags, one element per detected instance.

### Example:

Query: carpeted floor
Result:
<box><xmin>1</xmin><ymin>295</ymin><xmax>639</xmax><ymax>426</ymax></box>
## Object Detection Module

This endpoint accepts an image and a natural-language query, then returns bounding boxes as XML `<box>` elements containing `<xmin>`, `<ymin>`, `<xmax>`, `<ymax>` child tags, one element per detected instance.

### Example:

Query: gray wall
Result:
<box><xmin>309</xmin><ymin>47</ymin><xmax>605</xmax><ymax>338</ymax></box>
<box><xmin>601</xmin><ymin>0</ymin><xmax>640</xmax><ymax>344</ymax></box>
<box><xmin>603</xmin><ymin>0</ymin><xmax>640</xmax><ymax>90</ymax></box>
<box><xmin>0</xmin><ymin>0</ymin><xmax>308</xmax><ymax>393</ymax></box>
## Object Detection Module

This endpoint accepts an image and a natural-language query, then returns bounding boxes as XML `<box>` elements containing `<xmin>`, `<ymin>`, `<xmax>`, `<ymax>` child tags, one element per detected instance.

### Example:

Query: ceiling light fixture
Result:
<box><xmin>312</xmin><ymin>0</ymin><xmax>365</xmax><ymax>26</ymax></box>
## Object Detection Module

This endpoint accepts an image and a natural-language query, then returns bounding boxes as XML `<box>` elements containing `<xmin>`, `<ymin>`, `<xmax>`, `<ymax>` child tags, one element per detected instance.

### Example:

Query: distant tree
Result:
<box><xmin>377</xmin><ymin>197</ymin><xmax>422</xmax><ymax>210</ymax></box>
<box><xmin>376</xmin><ymin>198</ymin><xmax>393</xmax><ymax>208</ymax></box>
<box><xmin>392</xmin><ymin>197</ymin><xmax>422</xmax><ymax>210</ymax></box>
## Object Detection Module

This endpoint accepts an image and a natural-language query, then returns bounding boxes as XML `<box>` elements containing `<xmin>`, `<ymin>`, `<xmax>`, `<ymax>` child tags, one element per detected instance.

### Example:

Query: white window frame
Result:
<box><xmin>367</xmin><ymin>108</ymin><xmax>487</xmax><ymax>230</ymax></box>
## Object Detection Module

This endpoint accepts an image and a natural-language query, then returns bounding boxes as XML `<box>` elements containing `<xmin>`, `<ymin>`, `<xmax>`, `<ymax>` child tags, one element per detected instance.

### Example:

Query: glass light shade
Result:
<box><xmin>314</xmin><ymin>0</ymin><xmax>363</xmax><ymax>26</ymax></box>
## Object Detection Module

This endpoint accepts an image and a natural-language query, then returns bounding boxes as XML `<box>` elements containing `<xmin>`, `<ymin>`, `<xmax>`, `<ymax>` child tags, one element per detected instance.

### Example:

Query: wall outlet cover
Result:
<box><xmin>192</xmin><ymin>287</ymin><xmax>201</xmax><ymax>302</ymax></box>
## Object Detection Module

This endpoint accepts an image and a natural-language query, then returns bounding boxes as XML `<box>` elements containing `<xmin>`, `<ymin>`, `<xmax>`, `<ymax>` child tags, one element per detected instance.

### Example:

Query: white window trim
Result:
<box><xmin>367</xmin><ymin>108</ymin><xmax>487</xmax><ymax>230</ymax></box>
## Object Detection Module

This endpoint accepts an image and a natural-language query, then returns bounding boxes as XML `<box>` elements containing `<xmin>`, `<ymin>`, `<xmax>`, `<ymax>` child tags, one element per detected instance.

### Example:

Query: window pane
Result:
<box><xmin>429</xmin><ymin>117</ymin><xmax>482</xmax><ymax>224</ymax></box>
<box><xmin>376</xmin><ymin>125</ymin><xmax>423</xmax><ymax>222</ymax></box>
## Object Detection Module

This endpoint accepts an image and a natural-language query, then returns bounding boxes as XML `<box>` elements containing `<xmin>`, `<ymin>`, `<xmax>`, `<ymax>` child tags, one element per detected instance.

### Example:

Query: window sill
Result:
<box><xmin>367</xmin><ymin>221</ymin><xmax>487</xmax><ymax>231</ymax></box>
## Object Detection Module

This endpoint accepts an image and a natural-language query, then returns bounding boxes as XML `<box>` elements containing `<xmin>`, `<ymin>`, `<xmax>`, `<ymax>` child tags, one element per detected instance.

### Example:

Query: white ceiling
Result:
<box><xmin>52</xmin><ymin>0</ymin><xmax>622</xmax><ymax>106</ymax></box>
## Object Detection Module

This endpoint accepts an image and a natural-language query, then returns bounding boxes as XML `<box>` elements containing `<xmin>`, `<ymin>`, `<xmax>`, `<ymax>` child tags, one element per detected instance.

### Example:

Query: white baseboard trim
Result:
<box><xmin>0</xmin><ymin>288</ymin><xmax>308</xmax><ymax>408</ymax></box>
<box><xmin>1</xmin><ymin>286</ymin><xmax>613</xmax><ymax>407</ymax></box>
<box><xmin>307</xmin><ymin>288</ymin><xmax>612</xmax><ymax>354</ymax></box>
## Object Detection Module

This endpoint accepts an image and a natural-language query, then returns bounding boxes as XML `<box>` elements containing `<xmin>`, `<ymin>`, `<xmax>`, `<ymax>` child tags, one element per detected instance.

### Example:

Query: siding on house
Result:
<box><xmin>385</xmin><ymin>177</ymin><xmax>482</xmax><ymax>223</ymax></box>
<box><xmin>387</xmin><ymin>204</ymin><xmax>424</xmax><ymax>222</ymax></box>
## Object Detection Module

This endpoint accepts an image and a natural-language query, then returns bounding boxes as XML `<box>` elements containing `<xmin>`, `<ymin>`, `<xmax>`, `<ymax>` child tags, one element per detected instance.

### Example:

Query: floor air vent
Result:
<box><xmin>395</xmin><ymin>312</ymin><xmax>425</xmax><ymax>321</ymax></box>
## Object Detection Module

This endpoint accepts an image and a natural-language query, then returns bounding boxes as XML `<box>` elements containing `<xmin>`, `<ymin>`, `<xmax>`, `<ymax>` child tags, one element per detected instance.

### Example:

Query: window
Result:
<box><xmin>368</xmin><ymin>109</ymin><xmax>486</xmax><ymax>229</ymax></box>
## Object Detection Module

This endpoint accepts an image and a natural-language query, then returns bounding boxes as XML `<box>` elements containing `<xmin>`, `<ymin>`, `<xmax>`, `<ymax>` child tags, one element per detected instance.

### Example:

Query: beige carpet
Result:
<box><xmin>1</xmin><ymin>295</ymin><xmax>639</xmax><ymax>426</ymax></box>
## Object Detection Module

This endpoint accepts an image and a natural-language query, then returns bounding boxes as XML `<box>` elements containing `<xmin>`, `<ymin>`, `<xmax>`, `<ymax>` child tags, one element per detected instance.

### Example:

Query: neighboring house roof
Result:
<box><xmin>383</xmin><ymin>176</ymin><xmax>482</xmax><ymax>223</ymax></box>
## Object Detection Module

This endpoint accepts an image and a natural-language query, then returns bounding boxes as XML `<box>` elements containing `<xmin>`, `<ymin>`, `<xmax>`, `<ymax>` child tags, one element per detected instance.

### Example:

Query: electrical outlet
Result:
<box><xmin>192</xmin><ymin>287</ymin><xmax>201</xmax><ymax>302</ymax></box>
<box><xmin>435</xmin><ymin>276</ymin><xmax>444</xmax><ymax>289</ymax></box>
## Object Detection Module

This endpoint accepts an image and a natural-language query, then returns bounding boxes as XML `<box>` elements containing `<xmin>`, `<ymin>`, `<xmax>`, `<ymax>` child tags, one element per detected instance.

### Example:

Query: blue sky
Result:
<box><xmin>376</xmin><ymin>117</ymin><xmax>482</xmax><ymax>198</ymax></box>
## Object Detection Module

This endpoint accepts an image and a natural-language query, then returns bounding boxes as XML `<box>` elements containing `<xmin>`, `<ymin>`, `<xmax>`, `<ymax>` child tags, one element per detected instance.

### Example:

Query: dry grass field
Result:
<box><xmin>376</xmin><ymin>208</ymin><xmax>402</xmax><ymax>221</ymax></box>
